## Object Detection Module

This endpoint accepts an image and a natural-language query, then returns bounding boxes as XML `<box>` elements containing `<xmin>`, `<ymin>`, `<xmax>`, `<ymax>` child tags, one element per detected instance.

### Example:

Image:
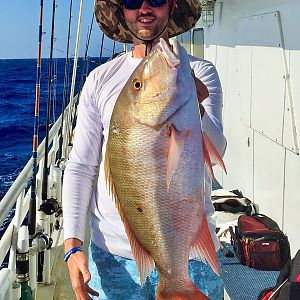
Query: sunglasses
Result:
<box><xmin>123</xmin><ymin>0</ymin><xmax>167</xmax><ymax>10</ymax></box>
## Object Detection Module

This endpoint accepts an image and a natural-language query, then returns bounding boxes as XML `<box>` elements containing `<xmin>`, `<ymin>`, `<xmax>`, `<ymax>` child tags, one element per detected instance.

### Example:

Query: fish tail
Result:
<box><xmin>156</xmin><ymin>280</ymin><xmax>209</xmax><ymax>300</ymax></box>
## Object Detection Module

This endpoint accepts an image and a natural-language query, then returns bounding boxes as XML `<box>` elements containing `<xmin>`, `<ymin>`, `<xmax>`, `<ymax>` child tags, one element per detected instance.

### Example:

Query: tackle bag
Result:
<box><xmin>230</xmin><ymin>214</ymin><xmax>290</xmax><ymax>270</ymax></box>
<box><xmin>212</xmin><ymin>189</ymin><xmax>256</xmax><ymax>228</ymax></box>
<box><xmin>257</xmin><ymin>249</ymin><xmax>300</xmax><ymax>300</ymax></box>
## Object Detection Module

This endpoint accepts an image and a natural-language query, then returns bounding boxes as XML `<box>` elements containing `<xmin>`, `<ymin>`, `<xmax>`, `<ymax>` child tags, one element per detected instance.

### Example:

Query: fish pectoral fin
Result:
<box><xmin>104</xmin><ymin>151</ymin><xmax>155</xmax><ymax>284</ymax></box>
<box><xmin>202</xmin><ymin>131</ymin><xmax>227</xmax><ymax>183</ymax></box>
<box><xmin>167</xmin><ymin>125</ymin><xmax>186</xmax><ymax>191</ymax></box>
<box><xmin>190</xmin><ymin>212</ymin><xmax>220</xmax><ymax>276</ymax></box>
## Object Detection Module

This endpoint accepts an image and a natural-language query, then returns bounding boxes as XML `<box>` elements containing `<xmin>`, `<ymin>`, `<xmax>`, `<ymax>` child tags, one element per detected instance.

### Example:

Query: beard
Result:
<box><xmin>125</xmin><ymin>14</ymin><xmax>169</xmax><ymax>41</ymax></box>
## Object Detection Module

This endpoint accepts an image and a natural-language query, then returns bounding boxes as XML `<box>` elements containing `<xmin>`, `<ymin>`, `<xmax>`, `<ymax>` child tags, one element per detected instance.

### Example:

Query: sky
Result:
<box><xmin>0</xmin><ymin>0</ymin><xmax>124</xmax><ymax>59</ymax></box>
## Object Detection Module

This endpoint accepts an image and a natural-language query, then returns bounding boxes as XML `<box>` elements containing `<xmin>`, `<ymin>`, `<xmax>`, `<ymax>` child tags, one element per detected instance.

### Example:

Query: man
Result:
<box><xmin>62</xmin><ymin>0</ymin><xmax>227</xmax><ymax>299</ymax></box>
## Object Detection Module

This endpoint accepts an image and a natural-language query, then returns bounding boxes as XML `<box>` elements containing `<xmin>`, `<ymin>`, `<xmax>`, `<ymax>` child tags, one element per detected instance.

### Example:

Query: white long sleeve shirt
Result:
<box><xmin>62</xmin><ymin>49</ymin><xmax>227</xmax><ymax>259</ymax></box>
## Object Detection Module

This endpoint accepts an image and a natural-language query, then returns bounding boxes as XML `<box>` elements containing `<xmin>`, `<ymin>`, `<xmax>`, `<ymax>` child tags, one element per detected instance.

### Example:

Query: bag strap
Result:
<box><xmin>214</xmin><ymin>202</ymin><xmax>252</xmax><ymax>214</ymax></box>
<box><xmin>252</xmin><ymin>213</ymin><xmax>281</xmax><ymax>231</ymax></box>
<box><xmin>290</xmin><ymin>250</ymin><xmax>300</xmax><ymax>282</ymax></box>
<box><xmin>229</xmin><ymin>226</ymin><xmax>238</xmax><ymax>245</ymax></box>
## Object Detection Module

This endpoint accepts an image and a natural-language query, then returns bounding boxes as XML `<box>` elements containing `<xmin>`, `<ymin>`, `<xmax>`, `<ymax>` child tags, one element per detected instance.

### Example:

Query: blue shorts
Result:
<box><xmin>88</xmin><ymin>241</ymin><xmax>224</xmax><ymax>300</ymax></box>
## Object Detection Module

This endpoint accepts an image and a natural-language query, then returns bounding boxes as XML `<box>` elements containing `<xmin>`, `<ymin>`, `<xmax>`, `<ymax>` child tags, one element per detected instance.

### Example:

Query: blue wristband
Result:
<box><xmin>64</xmin><ymin>246</ymin><xmax>82</xmax><ymax>262</ymax></box>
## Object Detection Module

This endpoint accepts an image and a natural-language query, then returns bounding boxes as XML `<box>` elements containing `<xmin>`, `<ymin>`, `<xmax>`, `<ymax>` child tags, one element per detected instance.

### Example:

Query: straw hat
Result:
<box><xmin>94</xmin><ymin>0</ymin><xmax>202</xmax><ymax>43</ymax></box>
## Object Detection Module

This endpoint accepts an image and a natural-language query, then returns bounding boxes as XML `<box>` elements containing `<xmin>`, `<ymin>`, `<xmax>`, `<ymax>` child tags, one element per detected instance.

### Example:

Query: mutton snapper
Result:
<box><xmin>105</xmin><ymin>38</ymin><xmax>226</xmax><ymax>300</ymax></box>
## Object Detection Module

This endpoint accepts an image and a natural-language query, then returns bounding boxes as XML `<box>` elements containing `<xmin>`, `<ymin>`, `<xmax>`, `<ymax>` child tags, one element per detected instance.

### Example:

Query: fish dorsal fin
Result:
<box><xmin>190</xmin><ymin>212</ymin><xmax>220</xmax><ymax>276</ymax></box>
<box><xmin>167</xmin><ymin>125</ymin><xmax>186</xmax><ymax>191</ymax></box>
<box><xmin>104</xmin><ymin>151</ymin><xmax>155</xmax><ymax>284</ymax></box>
<box><xmin>202</xmin><ymin>131</ymin><xmax>227</xmax><ymax>182</ymax></box>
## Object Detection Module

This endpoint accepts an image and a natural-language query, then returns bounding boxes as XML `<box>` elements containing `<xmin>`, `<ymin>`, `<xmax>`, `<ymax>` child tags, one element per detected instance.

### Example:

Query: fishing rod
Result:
<box><xmin>112</xmin><ymin>41</ymin><xmax>116</xmax><ymax>56</ymax></box>
<box><xmin>67</xmin><ymin>0</ymin><xmax>85</xmax><ymax>146</ymax></box>
<box><xmin>67</xmin><ymin>14</ymin><xmax>95</xmax><ymax>141</ymax></box>
<box><xmin>78</xmin><ymin>14</ymin><xmax>94</xmax><ymax>93</ymax></box>
<box><xmin>99</xmin><ymin>32</ymin><xmax>105</xmax><ymax>65</ymax></box>
<box><xmin>23</xmin><ymin>1</ymin><xmax>45</xmax><ymax>298</ymax></box>
<box><xmin>52</xmin><ymin>55</ymin><xmax>58</xmax><ymax>123</ymax></box>
<box><xmin>29</xmin><ymin>0</ymin><xmax>44</xmax><ymax>245</ymax></box>
<box><xmin>56</xmin><ymin>0</ymin><xmax>73</xmax><ymax>164</ymax></box>
<box><xmin>38</xmin><ymin>0</ymin><xmax>57</xmax><ymax>283</ymax></box>
<box><xmin>41</xmin><ymin>0</ymin><xmax>58</xmax><ymax>212</ymax></box>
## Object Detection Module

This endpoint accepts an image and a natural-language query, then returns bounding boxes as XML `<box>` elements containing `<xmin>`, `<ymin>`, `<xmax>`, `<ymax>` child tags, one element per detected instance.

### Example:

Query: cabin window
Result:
<box><xmin>192</xmin><ymin>28</ymin><xmax>204</xmax><ymax>59</ymax></box>
<box><xmin>177</xmin><ymin>31</ymin><xmax>191</xmax><ymax>54</ymax></box>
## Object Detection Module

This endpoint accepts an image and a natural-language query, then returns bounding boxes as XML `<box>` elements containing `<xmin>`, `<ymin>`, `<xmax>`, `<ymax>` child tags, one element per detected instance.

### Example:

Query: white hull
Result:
<box><xmin>193</xmin><ymin>0</ymin><xmax>300</xmax><ymax>256</ymax></box>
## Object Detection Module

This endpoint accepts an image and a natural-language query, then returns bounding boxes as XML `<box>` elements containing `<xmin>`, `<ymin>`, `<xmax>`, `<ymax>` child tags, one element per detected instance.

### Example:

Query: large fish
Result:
<box><xmin>105</xmin><ymin>38</ymin><xmax>226</xmax><ymax>300</ymax></box>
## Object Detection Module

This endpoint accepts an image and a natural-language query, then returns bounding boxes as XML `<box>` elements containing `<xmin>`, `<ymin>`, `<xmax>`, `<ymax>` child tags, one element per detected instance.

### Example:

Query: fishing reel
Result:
<box><xmin>31</xmin><ymin>232</ymin><xmax>53</xmax><ymax>252</ymax></box>
<box><xmin>39</xmin><ymin>197</ymin><xmax>60</xmax><ymax>216</ymax></box>
<box><xmin>31</xmin><ymin>231</ymin><xmax>53</xmax><ymax>283</ymax></box>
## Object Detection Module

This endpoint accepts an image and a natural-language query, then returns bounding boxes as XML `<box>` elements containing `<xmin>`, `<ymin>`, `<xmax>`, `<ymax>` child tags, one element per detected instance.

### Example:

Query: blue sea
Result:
<box><xmin>0</xmin><ymin>57</ymin><xmax>108</xmax><ymax>198</ymax></box>
<box><xmin>0</xmin><ymin>57</ymin><xmax>108</xmax><ymax>245</ymax></box>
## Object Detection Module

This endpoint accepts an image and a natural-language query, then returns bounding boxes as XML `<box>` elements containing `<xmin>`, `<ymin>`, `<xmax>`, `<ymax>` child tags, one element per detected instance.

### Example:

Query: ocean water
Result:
<box><xmin>0</xmin><ymin>57</ymin><xmax>108</xmax><ymax>243</ymax></box>
<box><xmin>0</xmin><ymin>57</ymin><xmax>107</xmax><ymax>199</ymax></box>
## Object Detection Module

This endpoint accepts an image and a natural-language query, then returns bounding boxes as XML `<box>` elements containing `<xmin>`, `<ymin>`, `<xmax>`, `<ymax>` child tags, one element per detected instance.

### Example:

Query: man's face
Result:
<box><xmin>123</xmin><ymin>0</ymin><xmax>172</xmax><ymax>41</ymax></box>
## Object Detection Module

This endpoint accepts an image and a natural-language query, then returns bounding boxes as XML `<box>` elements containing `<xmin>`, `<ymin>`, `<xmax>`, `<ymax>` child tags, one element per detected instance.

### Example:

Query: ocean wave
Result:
<box><xmin>0</xmin><ymin>57</ymin><xmax>102</xmax><ymax>203</ymax></box>
<box><xmin>0</xmin><ymin>101</ymin><xmax>21</xmax><ymax>110</ymax></box>
<box><xmin>0</xmin><ymin>168</ymin><xmax>24</xmax><ymax>198</ymax></box>
<box><xmin>0</xmin><ymin>123</ymin><xmax>32</xmax><ymax>135</ymax></box>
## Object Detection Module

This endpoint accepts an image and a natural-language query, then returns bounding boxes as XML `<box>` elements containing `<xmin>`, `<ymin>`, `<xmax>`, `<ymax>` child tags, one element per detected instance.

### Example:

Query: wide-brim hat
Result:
<box><xmin>94</xmin><ymin>0</ymin><xmax>202</xmax><ymax>43</ymax></box>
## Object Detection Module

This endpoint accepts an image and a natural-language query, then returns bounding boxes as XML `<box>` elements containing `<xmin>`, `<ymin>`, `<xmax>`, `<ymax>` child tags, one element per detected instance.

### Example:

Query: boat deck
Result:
<box><xmin>35</xmin><ymin>216</ymin><xmax>88</xmax><ymax>300</ymax></box>
<box><xmin>222</xmin><ymin>244</ymin><xmax>279</xmax><ymax>300</ymax></box>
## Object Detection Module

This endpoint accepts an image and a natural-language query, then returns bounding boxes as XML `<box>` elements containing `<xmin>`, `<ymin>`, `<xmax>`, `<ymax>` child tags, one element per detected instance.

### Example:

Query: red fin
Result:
<box><xmin>119</xmin><ymin>203</ymin><xmax>155</xmax><ymax>284</ymax></box>
<box><xmin>202</xmin><ymin>131</ymin><xmax>227</xmax><ymax>182</ymax></box>
<box><xmin>104</xmin><ymin>151</ymin><xmax>155</xmax><ymax>284</ymax></box>
<box><xmin>190</xmin><ymin>212</ymin><xmax>220</xmax><ymax>276</ymax></box>
<box><xmin>167</xmin><ymin>125</ymin><xmax>185</xmax><ymax>191</ymax></box>
<box><xmin>156</xmin><ymin>280</ymin><xmax>209</xmax><ymax>300</ymax></box>
<box><xmin>202</xmin><ymin>134</ymin><xmax>215</xmax><ymax>183</ymax></box>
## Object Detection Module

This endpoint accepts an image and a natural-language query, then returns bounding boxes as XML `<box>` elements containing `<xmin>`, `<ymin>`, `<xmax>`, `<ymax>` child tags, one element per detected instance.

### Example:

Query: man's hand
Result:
<box><xmin>65</xmin><ymin>239</ymin><xmax>99</xmax><ymax>300</ymax></box>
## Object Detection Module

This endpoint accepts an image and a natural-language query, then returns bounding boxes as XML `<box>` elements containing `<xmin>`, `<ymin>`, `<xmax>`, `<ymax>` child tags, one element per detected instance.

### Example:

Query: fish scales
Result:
<box><xmin>105</xmin><ymin>38</ymin><xmax>219</xmax><ymax>300</ymax></box>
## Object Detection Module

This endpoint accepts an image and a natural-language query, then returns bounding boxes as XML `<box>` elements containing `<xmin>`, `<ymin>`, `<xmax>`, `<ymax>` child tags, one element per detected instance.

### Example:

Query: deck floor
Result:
<box><xmin>222</xmin><ymin>244</ymin><xmax>279</xmax><ymax>300</ymax></box>
<box><xmin>36</xmin><ymin>217</ymin><xmax>90</xmax><ymax>300</ymax></box>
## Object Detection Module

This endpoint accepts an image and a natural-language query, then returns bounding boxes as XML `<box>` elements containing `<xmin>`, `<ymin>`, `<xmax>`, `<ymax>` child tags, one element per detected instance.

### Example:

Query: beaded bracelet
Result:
<box><xmin>64</xmin><ymin>246</ymin><xmax>82</xmax><ymax>262</ymax></box>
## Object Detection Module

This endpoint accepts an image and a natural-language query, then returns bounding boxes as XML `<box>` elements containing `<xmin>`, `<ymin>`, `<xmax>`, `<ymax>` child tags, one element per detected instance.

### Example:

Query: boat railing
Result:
<box><xmin>0</xmin><ymin>96</ymin><xmax>77</xmax><ymax>299</ymax></box>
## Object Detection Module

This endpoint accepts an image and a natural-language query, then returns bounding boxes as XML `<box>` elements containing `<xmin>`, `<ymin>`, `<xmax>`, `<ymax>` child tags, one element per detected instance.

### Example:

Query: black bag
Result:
<box><xmin>257</xmin><ymin>249</ymin><xmax>300</xmax><ymax>300</ymax></box>
<box><xmin>212</xmin><ymin>189</ymin><xmax>256</xmax><ymax>215</ymax></box>
<box><xmin>213</xmin><ymin>196</ymin><xmax>255</xmax><ymax>215</ymax></box>
<box><xmin>230</xmin><ymin>214</ymin><xmax>290</xmax><ymax>270</ymax></box>
<box><xmin>212</xmin><ymin>189</ymin><xmax>256</xmax><ymax>230</ymax></box>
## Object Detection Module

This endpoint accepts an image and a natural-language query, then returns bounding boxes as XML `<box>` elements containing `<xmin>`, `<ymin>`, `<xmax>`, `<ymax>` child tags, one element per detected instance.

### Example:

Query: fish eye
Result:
<box><xmin>131</xmin><ymin>78</ymin><xmax>143</xmax><ymax>91</ymax></box>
